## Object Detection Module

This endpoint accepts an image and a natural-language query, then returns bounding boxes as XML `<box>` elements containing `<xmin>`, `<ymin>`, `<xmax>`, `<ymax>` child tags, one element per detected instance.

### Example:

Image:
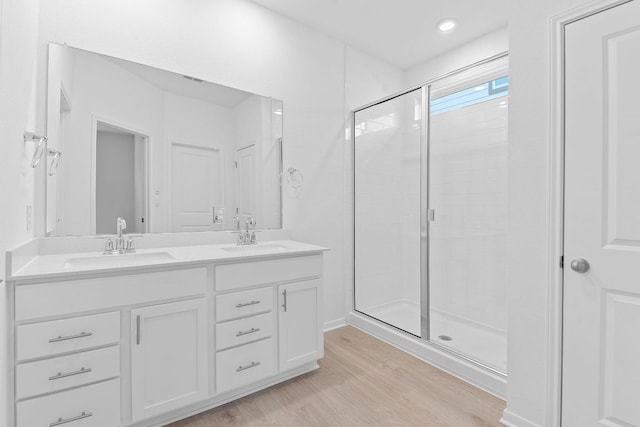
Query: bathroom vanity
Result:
<box><xmin>5</xmin><ymin>239</ymin><xmax>326</xmax><ymax>427</ymax></box>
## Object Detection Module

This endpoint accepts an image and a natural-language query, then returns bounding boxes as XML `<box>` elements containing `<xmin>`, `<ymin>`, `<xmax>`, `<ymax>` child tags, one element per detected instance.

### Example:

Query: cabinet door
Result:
<box><xmin>278</xmin><ymin>279</ymin><xmax>323</xmax><ymax>371</ymax></box>
<box><xmin>131</xmin><ymin>298</ymin><xmax>209</xmax><ymax>421</ymax></box>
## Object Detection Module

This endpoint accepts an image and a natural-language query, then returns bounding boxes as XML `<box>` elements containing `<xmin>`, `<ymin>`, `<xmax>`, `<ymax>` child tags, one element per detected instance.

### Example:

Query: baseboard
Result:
<box><xmin>500</xmin><ymin>409</ymin><xmax>542</xmax><ymax>427</ymax></box>
<box><xmin>323</xmin><ymin>317</ymin><xmax>346</xmax><ymax>332</ymax></box>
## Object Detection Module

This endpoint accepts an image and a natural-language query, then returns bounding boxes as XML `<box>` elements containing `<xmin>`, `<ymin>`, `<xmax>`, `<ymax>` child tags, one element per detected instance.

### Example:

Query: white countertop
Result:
<box><xmin>9</xmin><ymin>240</ymin><xmax>328</xmax><ymax>281</ymax></box>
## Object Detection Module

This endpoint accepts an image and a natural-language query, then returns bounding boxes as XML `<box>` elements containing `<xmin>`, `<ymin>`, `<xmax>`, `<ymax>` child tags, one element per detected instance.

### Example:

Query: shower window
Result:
<box><xmin>431</xmin><ymin>76</ymin><xmax>509</xmax><ymax>115</ymax></box>
<box><xmin>353</xmin><ymin>55</ymin><xmax>508</xmax><ymax>374</ymax></box>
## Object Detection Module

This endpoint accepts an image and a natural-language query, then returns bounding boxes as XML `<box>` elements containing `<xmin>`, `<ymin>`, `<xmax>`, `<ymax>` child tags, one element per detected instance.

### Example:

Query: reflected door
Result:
<box><xmin>171</xmin><ymin>143</ymin><xmax>222</xmax><ymax>232</ymax></box>
<box><xmin>236</xmin><ymin>145</ymin><xmax>257</xmax><ymax>224</ymax></box>
<box><xmin>354</xmin><ymin>89</ymin><xmax>424</xmax><ymax>337</ymax></box>
<box><xmin>563</xmin><ymin>2</ymin><xmax>640</xmax><ymax>425</ymax></box>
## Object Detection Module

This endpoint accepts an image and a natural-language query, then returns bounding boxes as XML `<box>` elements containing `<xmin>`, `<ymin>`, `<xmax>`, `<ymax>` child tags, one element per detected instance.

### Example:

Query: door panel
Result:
<box><xmin>564</xmin><ymin>2</ymin><xmax>640</xmax><ymax>425</ymax></box>
<box><xmin>131</xmin><ymin>298</ymin><xmax>209</xmax><ymax>421</ymax></box>
<box><xmin>278</xmin><ymin>280</ymin><xmax>322</xmax><ymax>371</ymax></box>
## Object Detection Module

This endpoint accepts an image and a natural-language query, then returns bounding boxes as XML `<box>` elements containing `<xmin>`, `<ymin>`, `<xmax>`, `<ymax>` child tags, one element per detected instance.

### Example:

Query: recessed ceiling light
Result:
<box><xmin>438</xmin><ymin>19</ymin><xmax>457</xmax><ymax>33</ymax></box>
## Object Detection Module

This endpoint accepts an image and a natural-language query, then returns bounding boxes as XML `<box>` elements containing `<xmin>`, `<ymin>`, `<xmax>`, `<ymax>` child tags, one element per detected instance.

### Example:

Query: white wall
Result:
<box><xmin>0</xmin><ymin>0</ymin><xmax>41</xmax><ymax>423</ymax></box>
<box><xmin>404</xmin><ymin>27</ymin><xmax>508</xmax><ymax>88</ymax></box>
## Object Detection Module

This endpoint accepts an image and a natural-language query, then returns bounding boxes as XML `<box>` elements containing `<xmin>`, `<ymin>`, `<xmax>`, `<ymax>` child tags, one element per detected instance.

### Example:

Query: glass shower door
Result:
<box><xmin>427</xmin><ymin>58</ymin><xmax>509</xmax><ymax>373</ymax></box>
<box><xmin>353</xmin><ymin>88</ymin><xmax>424</xmax><ymax>336</ymax></box>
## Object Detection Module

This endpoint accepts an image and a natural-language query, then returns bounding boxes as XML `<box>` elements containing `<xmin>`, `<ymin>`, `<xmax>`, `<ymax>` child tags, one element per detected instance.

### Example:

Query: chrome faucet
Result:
<box><xmin>235</xmin><ymin>217</ymin><xmax>257</xmax><ymax>245</ymax></box>
<box><xmin>115</xmin><ymin>217</ymin><xmax>127</xmax><ymax>253</ymax></box>
<box><xmin>102</xmin><ymin>217</ymin><xmax>136</xmax><ymax>254</ymax></box>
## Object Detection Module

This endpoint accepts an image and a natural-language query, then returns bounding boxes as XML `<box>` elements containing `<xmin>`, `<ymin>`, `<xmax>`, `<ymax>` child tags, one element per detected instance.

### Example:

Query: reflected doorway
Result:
<box><xmin>94</xmin><ymin>121</ymin><xmax>148</xmax><ymax>234</ymax></box>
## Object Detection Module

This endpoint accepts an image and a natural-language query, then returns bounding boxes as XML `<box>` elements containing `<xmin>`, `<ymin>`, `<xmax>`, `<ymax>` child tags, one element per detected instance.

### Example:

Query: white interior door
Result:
<box><xmin>236</xmin><ymin>145</ymin><xmax>257</xmax><ymax>223</ymax></box>
<box><xmin>563</xmin><ymin>2</ymin><xmax>640</xmax><ymax>425</ymax></box>
<box><xmin>171</xmin><ymin>143</ymin><xmax>223</xmax><ymax>232</ymax></box>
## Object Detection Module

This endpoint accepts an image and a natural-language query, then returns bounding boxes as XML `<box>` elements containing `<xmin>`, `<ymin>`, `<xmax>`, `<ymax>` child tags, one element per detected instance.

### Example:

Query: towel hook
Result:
<box><xmin>48</xmin><ymin>149</ymin><xmax>62</xmax><ymax>176</ymax></box>
<box><xmin>23</xmin><ymin>131</ymin><xmax>48</xmax><ymax>168</ymax></box>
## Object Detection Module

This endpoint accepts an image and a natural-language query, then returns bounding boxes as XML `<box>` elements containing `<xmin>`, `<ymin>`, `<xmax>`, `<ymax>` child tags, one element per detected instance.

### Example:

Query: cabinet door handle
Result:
<box><xmin>236</xmin><ymin>300</ymin><xmax>260</xmax><ymax>308</ymax></box>
<box><xmin>136</xmin><ymin>315</ymin><xmax>141</xmax><ymax>345</ymax></box>
<box><xmin>48</xmin><ymin>331</ymin><xmax>92</xmax><ymax>343</ymax></box>
<box><xmin>236</xmin><ymin>361</ymin><xmax>261</xmax><ymax>372</ymax></box>
<box><xmin>49</xmin><ymin>367</ymin><xmax>92</xmax><ymax>381</ymax></box>
<box><xmin>50</xmin><ymin>411</ymin><xmax>93</xmax><ymax>426</ymax></box>
<box><xmin>236</xmin><ymin>327</ymin><xmax>261</xmax><ymax>337</ymax></box>
<box><xmin>282</xmin><ymin>289</ymin><xmax>287</xmax><ymax>312</ymax></box>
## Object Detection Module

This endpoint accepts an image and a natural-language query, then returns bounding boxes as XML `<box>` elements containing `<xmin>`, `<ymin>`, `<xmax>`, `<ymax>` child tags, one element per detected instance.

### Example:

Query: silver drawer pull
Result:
<box><xmin>49</xmin><ymin>332</ymin><xmax>93</xmax><ymax>343</ymax></box>
<box><xmin>50</xmin><ymin>411</ymin><xmax>93</xmax><ymax>426</ymax></box>
<box><xmin>236</xmin><ymin>361</ymin><xmax>261</xmax><ymax>372</ymax></box>
<box><xmin>236</xmin><ymin>327</ymin><xmax>261</xmax><ymax>337</ymax></box>
<box><xmin>236</xmin><ymin>300</ymin><xmax>260</xmax><ymax>308</ymax></box>
<box><xmin>49</xmin><ymin>367</ymin><xmax>92</xmax><ymax>381</ymax></box>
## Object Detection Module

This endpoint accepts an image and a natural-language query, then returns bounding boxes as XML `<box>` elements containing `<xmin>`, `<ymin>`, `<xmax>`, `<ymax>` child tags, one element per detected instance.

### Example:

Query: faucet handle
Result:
<box><xmin>126</xmin><ymin>237</ymin><xmax>136</xmax><ymax>253</ymax></box>
<box><xmin>103</xmin><ymin>238</ymin><xmax>115</xmax><ymax>254</ymax></box>
<box><xmin>246</xmin><ymin>217</ymin><xmax>256</xmax><ymax>228</ymax></box>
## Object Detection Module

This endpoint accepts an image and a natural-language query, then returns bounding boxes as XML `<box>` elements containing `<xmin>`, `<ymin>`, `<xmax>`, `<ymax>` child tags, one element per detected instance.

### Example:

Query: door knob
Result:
<box><xmin>570</xmin><ymin>258</ymin><xmax>590</xmax><ymax>273</ymax></box>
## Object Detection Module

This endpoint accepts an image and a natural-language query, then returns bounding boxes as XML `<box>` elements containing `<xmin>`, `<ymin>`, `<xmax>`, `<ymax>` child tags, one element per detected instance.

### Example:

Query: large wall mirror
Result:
<box><xmin>45</xmin><ymin>43</ymin><xmax>283</xmax><ymax>236</ymax></box>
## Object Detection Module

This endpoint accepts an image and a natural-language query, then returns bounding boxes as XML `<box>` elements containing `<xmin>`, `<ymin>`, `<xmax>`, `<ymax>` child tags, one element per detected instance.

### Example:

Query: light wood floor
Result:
<box><xmin>169</xmin><ymin>326</ymin><xmax>505</xmax><ymax>427</ymax></box>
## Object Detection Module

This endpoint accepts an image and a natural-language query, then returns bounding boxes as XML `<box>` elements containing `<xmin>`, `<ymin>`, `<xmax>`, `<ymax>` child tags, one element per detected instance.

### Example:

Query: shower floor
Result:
<box><xmin>364</xmin><ymin>300</ymin><xmax>506</xmax><ymax>373</ymax></box>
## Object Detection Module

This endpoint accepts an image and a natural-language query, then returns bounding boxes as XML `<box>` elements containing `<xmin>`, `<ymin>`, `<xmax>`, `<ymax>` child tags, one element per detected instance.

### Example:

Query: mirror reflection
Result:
<box><xmin>46</xmin><ymin>44</ymin><xmax>283</xmax><ymax>236</ymax></box>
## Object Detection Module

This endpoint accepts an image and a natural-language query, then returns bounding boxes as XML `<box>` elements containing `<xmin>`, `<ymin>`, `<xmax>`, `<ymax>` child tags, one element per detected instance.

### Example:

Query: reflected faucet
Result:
<box><xmin>235</xmin><ymin>217</ymin><xmax>257</xmax><ymax>245</ymax></box>
<box><xmin>115</xmin><ymin>217</ymin><xmax>127</xmax><ymax>253</ymax></box>
<box><xmin>102</xmin><ymin>217</ymin><xmax>136</xmax><ymax>255</ymax></box>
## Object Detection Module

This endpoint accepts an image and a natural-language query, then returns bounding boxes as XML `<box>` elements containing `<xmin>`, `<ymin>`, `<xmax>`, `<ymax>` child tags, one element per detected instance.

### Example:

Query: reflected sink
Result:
<box><xmin>221</xmin><ymin>244</ymin><xmax>290</xmax><ymax>254</ymax></box>
<box><xmin>64</xmin><ymin>251</ymin><xmax>175</xmax><ymax>268</ymax></box>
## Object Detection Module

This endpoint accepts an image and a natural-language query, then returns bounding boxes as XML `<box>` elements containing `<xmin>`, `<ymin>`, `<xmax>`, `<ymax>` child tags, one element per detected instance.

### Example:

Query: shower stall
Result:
<box><xmin>352</xmin><ymin>54</ymin><xmax>508</xmax><ymax>385</ymax></box>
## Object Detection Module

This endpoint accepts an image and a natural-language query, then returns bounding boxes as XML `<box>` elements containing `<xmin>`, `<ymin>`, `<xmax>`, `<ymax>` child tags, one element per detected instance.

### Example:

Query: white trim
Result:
<box><xmin>501</xmin><ymin>409</ymin><xmax>543</xmax><ymax>427</ymax></box>
<box><xmin>544</xmin><ymin>2</ymin><xmax>632</xmax><ymax>427</ymax></box>
<box><xmin>323</xmin><ymin>318</ymin><xmax>346</xmax><ymax>332</ymax></box>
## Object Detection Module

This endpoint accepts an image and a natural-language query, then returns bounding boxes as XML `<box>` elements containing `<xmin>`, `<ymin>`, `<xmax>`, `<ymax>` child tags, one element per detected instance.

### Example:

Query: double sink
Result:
<box><xmin>63</xmin><ymin>243</ymin><xmax>291</xmax><ymax>269</ymax></box>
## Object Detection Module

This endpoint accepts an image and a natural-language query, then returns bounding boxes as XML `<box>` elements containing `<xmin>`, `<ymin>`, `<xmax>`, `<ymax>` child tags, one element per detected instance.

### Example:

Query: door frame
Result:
<box><xmin>548</xmin><ymin>1</ymin><xmax>634</xmax><ymax>426</ymax></box>
<box><xmin>235</xmin><ymin>143</ymin><xmax>257</xmax><ymax>226</ymax></box>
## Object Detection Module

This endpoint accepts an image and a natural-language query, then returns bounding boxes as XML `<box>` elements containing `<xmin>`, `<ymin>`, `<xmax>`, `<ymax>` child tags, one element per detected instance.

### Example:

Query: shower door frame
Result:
<box><xmin>352</xmin><ymin>50</ymin><xmax>510</xmax><ymax>374</ymax></box>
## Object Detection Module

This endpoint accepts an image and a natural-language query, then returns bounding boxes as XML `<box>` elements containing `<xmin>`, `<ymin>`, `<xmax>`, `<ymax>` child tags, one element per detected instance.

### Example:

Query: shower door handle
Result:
<box><xmin>427</xmin><ymin>209</ymin><xmax>435</xmax><ymax>222</ymax></box>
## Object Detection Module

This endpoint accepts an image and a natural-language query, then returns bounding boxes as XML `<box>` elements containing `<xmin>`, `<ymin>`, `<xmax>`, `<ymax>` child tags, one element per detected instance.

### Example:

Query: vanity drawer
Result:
<box><xmin>17</xmin><ymin>312</ymin><xmax>120</xmax><ymax>361</ymax></box>
<box><xmin>215</xmin><ymin>255</ymin><xmax>322</xmax><ymax>291</ymax></box>
<box><xmin>216</xmin><ymin>312</ymin><xmax>273</xmax><ymax>350</ymax></box>
<box><xmin>216</xmin><ymin>287</ymin><xmax>273</xmax><ymax>322</ymax></box>
<box><xmin>16</xmin><ymin>378</ymin><xmax>120</xmax><ymax>427</ymax></box>
<box><xmin>216</xmin><ymin>338</ymin><xmax>274</xmax><ymax>393</ymax></box>
<box><xmin>15</xmin><ymin>267</ymin><xmax>207</xmax><ymax>320</ymax></box>
<box><xmin>16</xmin><ymin>346</ymin><xmax>120</xmax><ymax>400</ymax></box>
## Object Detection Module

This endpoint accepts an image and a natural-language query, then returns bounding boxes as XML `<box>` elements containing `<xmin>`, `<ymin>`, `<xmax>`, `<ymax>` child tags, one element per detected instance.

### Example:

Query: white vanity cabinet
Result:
<box><xmin>6</xmin><ymin>244</ymin><xmax>325</xmax><ymax>427</ymax></box>
<box><xmin>131</xmin><ymin>298</ymin><xmax>209</xmax><ymax>421</ymax></box>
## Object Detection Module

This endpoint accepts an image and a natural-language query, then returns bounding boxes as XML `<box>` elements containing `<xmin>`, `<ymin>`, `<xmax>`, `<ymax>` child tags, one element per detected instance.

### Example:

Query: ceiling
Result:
<box><xmin>104</xmin><ymin>55</ymin><xmax>253</xmax><ymax>108</ymax></box>
<box><xmin>250</xmin><ymin>0</ymin><xmax>508</xmax><ymax>69</ymax></box>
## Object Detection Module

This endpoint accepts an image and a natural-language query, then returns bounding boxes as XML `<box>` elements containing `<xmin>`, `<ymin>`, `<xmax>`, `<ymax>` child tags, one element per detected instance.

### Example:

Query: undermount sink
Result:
<box><xmin>64</xmin><ymin>251</ymin><xmax>175</xmax><ymax>268</ymax></box>
<box><xmin>221</xmin><ymin>244</ymin><xmax>290</xmax><ymax>254</ymax></box>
